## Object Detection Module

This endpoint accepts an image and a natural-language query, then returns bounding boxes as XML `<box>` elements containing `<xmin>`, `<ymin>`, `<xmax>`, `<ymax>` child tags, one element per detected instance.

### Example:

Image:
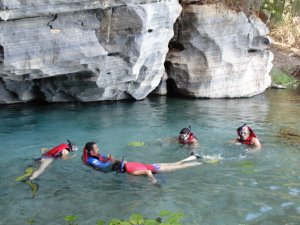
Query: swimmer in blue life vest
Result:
<box><xmin>29</xmin><ymin>140</ymin><xmax>78</xmax><ymax>181</ymax></box>
<box><xmin>178</xmin><ymin>126</ymin><xmax>200</xmax><ymax>149</ymax></box>
<box><xmin>82</xmin><ymin>142</ymin><xmax>117</xmax><ymax>173</ymax></box>
<box><xmin>112</xmin><ymin>154</ymin><xmax>202</xmax><ymax>184</ymax></box>
<box><xmin>233</xmin><ymin>124</ymin><xmax>261</xmax><ymax>150</ymax></box>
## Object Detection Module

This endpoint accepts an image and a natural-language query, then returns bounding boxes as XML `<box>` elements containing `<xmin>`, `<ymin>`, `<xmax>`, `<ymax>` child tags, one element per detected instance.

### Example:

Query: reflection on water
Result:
<box><xmin>0</xmin><ymin>88</ymin><xmax>300</xmax><ymax>225</ymax></box>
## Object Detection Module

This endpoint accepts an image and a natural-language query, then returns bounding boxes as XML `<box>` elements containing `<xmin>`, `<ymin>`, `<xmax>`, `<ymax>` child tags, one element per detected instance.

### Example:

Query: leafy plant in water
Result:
<box><xmin>64</xmin><ymin>215</ymin><xmax>78</xmax><ymax>225</ymax></box>
<box><xmin>63</xmin><ymin>210</ymin><xmax>183</xmax><ymax>225</ymax></box>
<box><xmin>103</xmin><ymin>210</ymin><xmax>184</xmax><ymax>225</ymax></box>
<box><xmin>96</xmin><ymin>220</ymin><xmax>106</xmax><ymax>225</ymax></box>
<box><xmin>26</xmin><ymin>218</ymin><xmax>36</xmax><ymax>225</ymax></box>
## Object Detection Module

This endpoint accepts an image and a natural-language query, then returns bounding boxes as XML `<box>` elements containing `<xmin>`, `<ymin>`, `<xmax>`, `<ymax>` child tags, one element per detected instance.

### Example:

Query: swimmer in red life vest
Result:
<box><xmin>112</xmin><ymin>154</ymin><xmax>202</xmax><ymax>184</ymax></box>
<box><xmin>82</xmin><ymin>142</ymin><xmax>117</xmax><ymax>172</ymax></box>
<box><xmin>178</xmin><ymin>126</ymin><xmax>200</xmax><ymax>149</ymax></box>
<box><xmin>29</xmin><ymin>140</ymin><xmax>78</xmax><ymax>181</ymax></box>
<box><xmin>234</xmin><ymin>124</ymin><xmax>261</xmax><ymax>150</ymax></box>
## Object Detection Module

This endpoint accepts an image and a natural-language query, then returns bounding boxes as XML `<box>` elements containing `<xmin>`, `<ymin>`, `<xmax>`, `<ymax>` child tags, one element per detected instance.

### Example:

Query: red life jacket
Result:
<box><xmin>43</xmin><ymin>143</ymin><xmax>70</xmax><ymax>158</ymax></box>
<box><xmin>81</xmin><ymin>148</ymin><xmax>111</xmax><ymax>164</ymax></box>
<box><xmin>178</xmin><ymin>132</ymin><xmax>197</xmax><ymax>144</ymax></box>
<box><xmin>237</xmin><ymin>126</ymin><xmax>257</xmax><ymax>145</ymax></box>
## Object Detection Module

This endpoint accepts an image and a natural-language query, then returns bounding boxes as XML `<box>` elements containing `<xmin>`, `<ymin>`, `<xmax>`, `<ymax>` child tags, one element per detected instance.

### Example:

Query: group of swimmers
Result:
<box><xmin>24</xmin><ymin>124</ymin><xmax>261</xmax><ymax>185</ymax></box>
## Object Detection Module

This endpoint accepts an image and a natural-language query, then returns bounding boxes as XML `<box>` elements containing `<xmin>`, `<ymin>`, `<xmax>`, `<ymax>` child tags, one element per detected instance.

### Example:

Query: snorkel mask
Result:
<box><xmin>179</xmin><ymin>125</ymin><xmax>192</xmax><ymax>140</ymax></box>
<box><xmin>67</xmin><ymin>140</ymin><xmax>78</xmax><ymax>152</ymax></box>
<box><xmin>237</xmin><ymin>124</ymin><xmax>248</xmax><ymax>137</ymax></box>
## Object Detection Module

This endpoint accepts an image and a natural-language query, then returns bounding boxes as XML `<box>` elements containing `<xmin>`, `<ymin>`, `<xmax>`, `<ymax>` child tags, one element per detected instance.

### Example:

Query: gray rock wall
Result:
<box><xmin>0</xmin><ymin>0</ymin><xmax>181</xmax><ymax>103</ymax></box>
<box><xmin>165</xmin><ymin>3</ymin><xmax>272</xmax><ymax>98</ymax></box>
<box><xmin>0</xmin><ymin>1</ymin><xmax>272</xmax><ymax>103</ymax></box>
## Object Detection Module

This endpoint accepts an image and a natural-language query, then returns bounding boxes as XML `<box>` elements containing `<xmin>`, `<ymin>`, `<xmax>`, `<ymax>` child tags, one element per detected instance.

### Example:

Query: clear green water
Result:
<box><xmin>0</xmin><ymin>89</ymin><xmax>300</xmax><ymax>225</ymax></box>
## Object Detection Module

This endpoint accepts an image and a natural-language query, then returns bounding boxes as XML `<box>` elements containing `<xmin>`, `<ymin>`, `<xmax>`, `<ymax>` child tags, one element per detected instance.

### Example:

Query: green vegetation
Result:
<box><xmin>262</xmin><ymin>0</ymin><xmax>300</xmax><ymax>49</ymax></box>
<box><xmin>271</xmin><ymin>68</ymin><xmax>298</xmax><ymax>86</ymax></box>
<box><xmin>64</xmin><ymin>215</ymin><xmax>78</xmax><ymax>225</ymax></box>
<box><xmin>61</xmin><ymin>210</ymin><xmax>184</xmax><ymax>225</ymax></box>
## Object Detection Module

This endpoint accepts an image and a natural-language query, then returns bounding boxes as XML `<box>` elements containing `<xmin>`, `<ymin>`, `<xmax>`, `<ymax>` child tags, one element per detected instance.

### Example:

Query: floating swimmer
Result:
<box><xmin>112</xmin><ymin>154</ymin><xmax>202</xmax><ymax>184</ymax></box>
<box><xmin>29</xmin><ymin>140</ymin><xmax>78</xmax><ymax>181</ymax></box>
<box><xmin>82</xmin><ymin>142</ymin><xmax>118</xmax><ymax>173</ymax></box>
<box><xmin>233</xmin><ymin>124</ymin><xmax>261</xmax><ymax>150</ymax></box>
<box><xmin>178</xmin><ymin>125</ymin><xmax>200</xmax><ymax>149</ymax></box>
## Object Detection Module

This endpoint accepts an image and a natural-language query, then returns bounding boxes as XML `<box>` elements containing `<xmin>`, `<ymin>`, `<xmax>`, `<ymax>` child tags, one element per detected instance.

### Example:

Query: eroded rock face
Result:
<box><xmin>166</xmin><ymin>3</ymin><xmax>273</xmax><ymax>98</ymax></box>
<box><xmin>0</xmin><ymin>1</ymin><xmax>273</xmax><ymax>104</ymax></box>
<box><xmin>0</xmin><ymin>0</ymin><xmax>181</xmax><ymax>103</ymax></box>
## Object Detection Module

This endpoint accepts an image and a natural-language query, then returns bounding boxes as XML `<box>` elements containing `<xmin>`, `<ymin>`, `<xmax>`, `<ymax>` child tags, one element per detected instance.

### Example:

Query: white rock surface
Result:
<box><xmin>0</xmin><ymin>0</ymin><xmax>181</xmax><ymax>103</ymax></box>
<box><xmin>166</xmin><ymin>3</ymin><xmax>273</xmax><ymax>98</ymax></box>
<box><xmin>0</xmin><ymin>1</ymin><xmax>273</xmax><ymax>103</ymax></box>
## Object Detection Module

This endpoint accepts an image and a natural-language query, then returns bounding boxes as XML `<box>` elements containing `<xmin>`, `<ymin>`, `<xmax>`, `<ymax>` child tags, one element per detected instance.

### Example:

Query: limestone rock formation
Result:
<box><xmin>0</xmin><ymin>1</ymin><xmax>273</xmax><ymax>104</ymax></box>
<box><xmin>166</xmin><ymin>3</ymin><xmax>273</xmax><ymax>98</ymax></box>
<box><xmin>0</xmin><ymin>0</ymin><xmax>181</xmax><ymax>103</ymax></box>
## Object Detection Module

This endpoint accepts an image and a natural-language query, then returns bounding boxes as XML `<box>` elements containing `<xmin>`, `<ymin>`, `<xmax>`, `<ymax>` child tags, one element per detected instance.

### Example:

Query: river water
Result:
<box><xmin>0</xmin><ymin>88</ymin><xmax>299</xmax><ymax>225</ymax></box>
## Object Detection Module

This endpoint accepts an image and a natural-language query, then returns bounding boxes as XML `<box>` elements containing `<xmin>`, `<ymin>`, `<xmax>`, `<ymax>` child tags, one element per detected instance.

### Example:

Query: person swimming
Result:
<box><xmin>178</xmin><ymin>126</ymin><xmax>200</xmax><ymax>151</ymax></box>
<box><xmin>82</xmin><ymin>142</ymin><xmax>117</xmax><ymax>173</ymax></box>
<box><xmin>112</xmin><ymin>154</ymin><xmax>202</xmax><ymax>184</ymax></box>
<box><xmin>234</xmin><ymin>124</ymin><xmax>261</xmax><ymax>150</ymax></box>
<box><xmin>29</xmin><ymin>140</ymin><xmax>78</xmax><ymax>181</ymax></box>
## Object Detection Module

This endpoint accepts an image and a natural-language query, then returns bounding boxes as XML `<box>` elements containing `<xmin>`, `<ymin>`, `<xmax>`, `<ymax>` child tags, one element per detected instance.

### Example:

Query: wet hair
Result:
<box><xmin>112</xmin><ymin>161</ymin><xmax>121</xmax><ymax>172</ymax></box>
<box><xmin>85</xmin><ymin>142</ymin><xmax>96</xmax><ymax>153</ymax></box>
<box><xmin>237</xmin><ymin>124</ymin><xmax>248</xmax><ymax>134</ymax></box>
<box><xmin>180</xmin><ymin>128</ymin><xmax>190</xmax><ymax>134</ymax></box>
<box><xmin>112</xmin><ymin>161</ymin><xmax>126</xmax><ymax>173</ymax></box>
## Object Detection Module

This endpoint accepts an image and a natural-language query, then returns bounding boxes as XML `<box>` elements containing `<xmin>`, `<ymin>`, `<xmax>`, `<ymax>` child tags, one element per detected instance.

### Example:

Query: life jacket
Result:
<box><xmin>43</xmin><ymin>143</ymin><xmax>70</xmax><ymax>158</ymax></box>
<box><xmin>81</xmin><ymin>148</ymin><xmax>111</xmax><ymax>164</ymax></box>
<box><xmin>178</xmin><ymin>132</ymin><xmax>197</xmax><ymax>144</ymax></box>
<box><xmin>124</xmin><ymin>162</ymin><xmax>158</xmax><ymax>174</ymax></box>
<box><xmin>237</xmin><ymin>125</ymin><xmax>257</xmax><ymax>145</ymax></box>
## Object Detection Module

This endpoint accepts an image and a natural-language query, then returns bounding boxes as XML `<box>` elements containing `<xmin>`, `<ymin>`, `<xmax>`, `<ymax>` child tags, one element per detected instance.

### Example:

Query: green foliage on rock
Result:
<box><xmin>271</xmin><ymin>68</ymin><xmax>298</xmax><ymax>86</ymax></box>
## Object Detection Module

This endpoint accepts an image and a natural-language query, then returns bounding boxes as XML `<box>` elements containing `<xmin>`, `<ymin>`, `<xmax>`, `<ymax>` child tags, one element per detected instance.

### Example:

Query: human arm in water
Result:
<box><xmin>248</xmin><ymin>137</ymin><xmax>261</xmax><ymax>150</ymax></box>
<box><xmin>61</xmin><ymin>149</ymin><xmax>77</xmax><ymax>160</ymax></box>
<box><xmin>131</xmin><ymin>170</ymin><xmax>158</xmax><ymax>184</ymax></box>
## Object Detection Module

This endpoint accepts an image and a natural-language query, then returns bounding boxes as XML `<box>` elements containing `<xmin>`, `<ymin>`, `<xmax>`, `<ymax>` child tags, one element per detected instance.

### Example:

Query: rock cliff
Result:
<box><xmin>0</xmin><ymin>1</ymin><xmax>272</xmax><ymax>103</ymax></box>
<box><xmin>164</xmin><ymin>3</ymin><xmax>273</xmax><ymax>98</ymax></box>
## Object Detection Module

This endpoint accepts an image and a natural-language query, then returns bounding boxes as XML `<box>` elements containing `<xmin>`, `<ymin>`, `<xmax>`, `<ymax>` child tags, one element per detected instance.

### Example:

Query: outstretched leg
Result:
<box><xmin>157</xmin><ymin>161</ymin><xmax>202</xmax><ymax>173</ymax></box>
<box><xmin>177</xmin><ymin>155</ymin><xmax>200</xmax><ymax>163</ymax></box>
<box><xmin>29</xmin><ymin>158</ymin><xmax>54</xmax><ymax>181</ymax></box>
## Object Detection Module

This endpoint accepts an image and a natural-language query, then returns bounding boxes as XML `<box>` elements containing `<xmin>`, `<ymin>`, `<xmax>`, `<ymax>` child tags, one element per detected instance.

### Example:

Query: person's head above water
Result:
<box><xmin>179</xmin><ymin>127</ymin><xmax>191</xmax><ymax>140</ymax></box>
<box><xmin>84</xmin><ymin>142</ymin><xmax>98</xmax><ymax>154</ymax></box>
<box><xmin>67</xmin><ymin>140</ymin><xmax>78</xmax><ymax>152</ymax></box>
<box><xmin>237</xmin><ymin>124</ymin><xmax>254</xmax><ymax>140</ymax></box>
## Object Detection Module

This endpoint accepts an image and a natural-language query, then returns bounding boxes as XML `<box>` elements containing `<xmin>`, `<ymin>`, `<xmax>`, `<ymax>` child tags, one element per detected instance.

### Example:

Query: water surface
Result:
<box><xmin>0</xmin><ymin>88</ymin><xmax>299</xmax><ymax>225</ymax></box>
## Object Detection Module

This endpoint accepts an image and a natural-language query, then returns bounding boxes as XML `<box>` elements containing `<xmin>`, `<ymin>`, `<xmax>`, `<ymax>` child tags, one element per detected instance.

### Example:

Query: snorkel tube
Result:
<box><xmin>67</xmin><ymin>140</ymin><xmax>78</xmax><ymax>152</ymax></box>
<box><xmin>118</xmin><ymin>156</ymin><xmax>125</xmax><ymax>174</ymax></box>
